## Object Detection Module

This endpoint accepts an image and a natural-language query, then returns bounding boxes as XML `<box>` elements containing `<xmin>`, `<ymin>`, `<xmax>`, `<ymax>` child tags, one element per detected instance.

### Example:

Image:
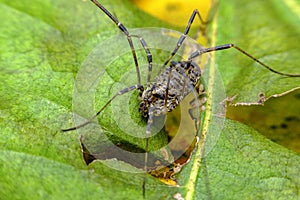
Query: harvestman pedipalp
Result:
<box><xmin>62</xmin><ymin>0</ymin><xmax>300</xmax><ymax>197</ymax></box>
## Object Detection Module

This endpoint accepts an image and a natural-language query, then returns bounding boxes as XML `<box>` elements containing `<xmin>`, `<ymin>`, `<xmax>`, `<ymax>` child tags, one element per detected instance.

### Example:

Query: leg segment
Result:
<box><xmin>163</xmin><ymin>9</ymin><xmax>206</xmax><ymax>67</ymax></box>
<box><xmin>131</xmin><ymin>35</ymin><xmax>153</xmax><ymax>83</ymax></box>
<box><xmin>91</xmin><ymin>0</ymin><xmax>142</xmax><ymax>84</ymax></box>
<box><xmin>188</xmin><ymin>44</ymin><xmax>300</xmax><ymax>77</ymax></box>
<box><xmin>62</xmin><ymin>84</ymin><xmax>143</xmax><ymax>131</ymax></box>
<box><xmin>143</xmin><ymin>106</ymin><xmax>155</xmax><ymax>197</ymax></box>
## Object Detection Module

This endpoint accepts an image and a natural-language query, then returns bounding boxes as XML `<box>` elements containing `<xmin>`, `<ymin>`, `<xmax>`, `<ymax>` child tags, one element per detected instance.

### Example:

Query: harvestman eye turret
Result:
<box><xmin>62</xmin><ymin>0</ymin><xmax>300</xmax><ymax>197</ymax></box>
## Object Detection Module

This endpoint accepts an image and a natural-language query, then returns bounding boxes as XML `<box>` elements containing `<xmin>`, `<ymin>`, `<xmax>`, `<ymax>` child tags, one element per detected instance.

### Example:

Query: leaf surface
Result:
<box><xmin>0</xmin><ymin>0</ymin><xmax>299</xmax><ymax>200</ymax></box>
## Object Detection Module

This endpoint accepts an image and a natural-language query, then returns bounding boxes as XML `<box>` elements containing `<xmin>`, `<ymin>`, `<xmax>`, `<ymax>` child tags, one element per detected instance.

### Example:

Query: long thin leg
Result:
<box><xmin>143</xmin><ymin>106</ymin><xmax>155</xmax><ymax>197</ymax></box>
<box><xmin>131</xmin><ymin>35</ymin><xmax>153</xmax><ymax>83</ymax></box>
<box><xmin>90</xmin><ymin>0</ymin><xmax>142</xmax><ymax>85</ymax></box>
<box><xmin>188</xmin><ymin>44</ymin><xmax>300</xmax><ymax>77</ymax></box>
<box><xmin>162</xmin><ymin>9</ymin><xmax>205</xmax><ymax>68</ymax></box>
<box><xmin>62</xmin><ymin>84</ymin><xmax>143</xmax><ymax>132</ymax></box>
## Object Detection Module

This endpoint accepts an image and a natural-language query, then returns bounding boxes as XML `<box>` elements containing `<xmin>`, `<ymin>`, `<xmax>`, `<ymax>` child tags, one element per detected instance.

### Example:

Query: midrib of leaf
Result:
<box><xmin>184</xmin><ymin>7</ymin><xmax>220</xmax><ymax>200</ymax></box>
<box><xmin>184</xmin><ymin>0</ymin><xmax>300</xmax><ymax>199</ymax></box>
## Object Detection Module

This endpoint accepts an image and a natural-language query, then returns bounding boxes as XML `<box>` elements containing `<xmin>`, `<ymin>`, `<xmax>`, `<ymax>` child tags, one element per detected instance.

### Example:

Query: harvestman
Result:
<box><xmin>63</xmin><ymin>0</ymin><xmax>300</xmax><ymax>196</ymax></box>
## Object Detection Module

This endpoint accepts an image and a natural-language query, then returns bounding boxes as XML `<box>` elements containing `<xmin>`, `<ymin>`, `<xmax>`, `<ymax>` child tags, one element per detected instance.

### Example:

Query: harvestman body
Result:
<box><xmin>63</xmin><ymin>0</ymin><xmax>300</xmax><ymax>196</ymax></box>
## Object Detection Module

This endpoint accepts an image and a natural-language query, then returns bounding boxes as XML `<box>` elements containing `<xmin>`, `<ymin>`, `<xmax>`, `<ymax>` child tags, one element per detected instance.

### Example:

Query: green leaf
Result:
<box><xmin>188</xmin><ymin>119</ymin><xmax>300</xmax><ymax>200</ymax></box>
<box><xmin>213</xmin><ymin>0</ymin><xmax>300</xmax><ymax>104</ymax></box>
<box><xmin>0</xmin><ymin>0</ymin><xmax>169</xmax><ymax>199</ymax></box>
<box><xmin>183</xmin><ymin>1</ymin><xmax>300</xmax><ymax>199</ymax></box>
<box><xmin>1</xmin><ymin>0</ymin><xmax>299</xmax><ymax>200</ymax></box>
<box><xmin>184</xmin><ymin>1</ymin><xmax>300</xmax><ymax>199</ymax></box>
